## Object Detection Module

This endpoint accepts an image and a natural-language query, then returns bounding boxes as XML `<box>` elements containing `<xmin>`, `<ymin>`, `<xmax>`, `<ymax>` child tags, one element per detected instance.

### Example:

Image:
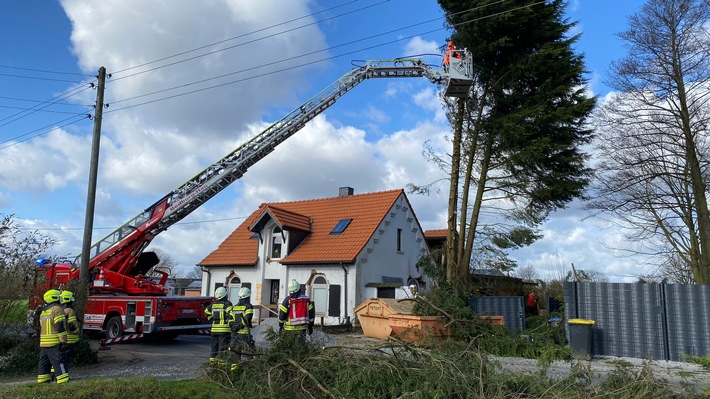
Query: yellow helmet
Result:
<box><xmin>60</xmin><ymin>290</ymin><xmax>75</xmax><ymax>304</ymax></box>
<box><xmin>43</xmin><ymin>289</ymin><xmax>61</xmax><ymax>304</ymax></box>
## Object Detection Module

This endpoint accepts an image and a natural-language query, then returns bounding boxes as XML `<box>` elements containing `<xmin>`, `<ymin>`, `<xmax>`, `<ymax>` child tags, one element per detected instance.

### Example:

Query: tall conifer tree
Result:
<box><xmin>434</xmin><ymin>0</ymin><xmax>596</xmax><ymax>286</ymax></box>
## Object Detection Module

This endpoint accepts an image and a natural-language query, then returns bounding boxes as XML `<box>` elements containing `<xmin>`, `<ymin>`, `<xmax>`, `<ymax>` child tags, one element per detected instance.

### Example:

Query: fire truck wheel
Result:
<box><xmin>106</xmin><ymin>316</ymin><xmax>123</xmax><ymax>339</ymax></box>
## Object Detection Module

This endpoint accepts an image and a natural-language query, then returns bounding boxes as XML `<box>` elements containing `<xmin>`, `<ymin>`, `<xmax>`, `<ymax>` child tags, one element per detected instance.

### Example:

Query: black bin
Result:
<box><xmin>567</xmin><ymin>319</ymin><xmax>595</xmax><ymax>360</ymax></box>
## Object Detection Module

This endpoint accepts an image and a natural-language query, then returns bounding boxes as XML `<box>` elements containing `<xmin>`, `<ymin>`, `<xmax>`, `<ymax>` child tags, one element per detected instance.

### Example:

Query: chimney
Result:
<box><xmin>339</xmin><ymin>186</ymin><xmax>354</xmax><ymax>197</ymax></box>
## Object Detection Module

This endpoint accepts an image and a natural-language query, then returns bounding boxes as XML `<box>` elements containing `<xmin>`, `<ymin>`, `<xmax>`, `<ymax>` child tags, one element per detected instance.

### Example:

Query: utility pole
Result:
<box><xmin>80</xmin><ymin>67</ymin><xmax>107</xmax><ymax>282</ymax></box>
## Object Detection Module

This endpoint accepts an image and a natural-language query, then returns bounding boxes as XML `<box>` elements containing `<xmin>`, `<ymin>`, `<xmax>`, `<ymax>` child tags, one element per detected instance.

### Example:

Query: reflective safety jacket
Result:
<box><xmin>230</xmin><ymin>300</ymin><xmax>254</xmax><ymax>335</ymax></box>
<box><xmin>39</xmin><ymin>303</ymin><xmax>67</xmax><ymax>348</ymax></box>
<box><xmin>278</xmin><ymin>294</ymin><xmax>315</xmax><ymax>331</ymax></box>
<box><xmin>204</xmin><ymin>298</ymin><xmax>233</xmax><ymax>333</ymax></box>
<box><xmin>63</xmin><ymin>306</ymin><xmax>80</xmax><ymax>344</ymax></box>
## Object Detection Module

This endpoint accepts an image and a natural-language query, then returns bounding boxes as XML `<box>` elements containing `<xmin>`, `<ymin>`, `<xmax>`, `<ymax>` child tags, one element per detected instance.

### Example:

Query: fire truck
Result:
<box><xmin>34</xmin><ymin>47</ymin><xmax>473</xmax><ymax>345</ymax></box>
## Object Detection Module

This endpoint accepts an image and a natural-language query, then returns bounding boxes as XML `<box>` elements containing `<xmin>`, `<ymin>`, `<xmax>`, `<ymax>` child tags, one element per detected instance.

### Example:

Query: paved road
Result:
<box><xmin>77</xmin><ymin>334</ymin><xmax>212</xmax><ymax>380</ymax></box>
<box><xmin>1</xmin><ymin>334</ymin><xmax>212</xmax><ymax>386</ymax></box>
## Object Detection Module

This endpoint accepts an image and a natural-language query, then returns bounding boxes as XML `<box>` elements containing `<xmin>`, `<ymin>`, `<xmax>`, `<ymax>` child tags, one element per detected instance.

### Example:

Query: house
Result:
<box><xmin>197</xmin><ymin>187</ymin><xmax>431</xmax><ymax>326</ymax></box>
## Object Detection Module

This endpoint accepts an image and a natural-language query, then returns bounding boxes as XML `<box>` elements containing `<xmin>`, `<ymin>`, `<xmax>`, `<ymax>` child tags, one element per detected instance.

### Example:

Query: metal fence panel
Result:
<box><xmin>468</xmin><ymin>296</ymin><xmax>525</xmax><ymax>334</ymax></box>
<box><xmin>664</xmin><ymin>284</ymin><xmax>710</xmax><ymax>361</ymax></box>
<box><xmin>564</xmin><ymin>282</ymin><xmax>666</xmax><ymax>360</ymax></box>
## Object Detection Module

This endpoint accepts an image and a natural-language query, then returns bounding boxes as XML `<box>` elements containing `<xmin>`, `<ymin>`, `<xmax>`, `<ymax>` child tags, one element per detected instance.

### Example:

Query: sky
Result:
<box><xmin>0</xmin><ymin>0</ymin><xmax>651</xmax><ymax>282</ymax></box>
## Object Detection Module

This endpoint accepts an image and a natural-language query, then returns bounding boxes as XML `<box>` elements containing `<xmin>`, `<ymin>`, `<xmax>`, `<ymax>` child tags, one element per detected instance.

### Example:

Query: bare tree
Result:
<box><xmin>147</xmin><ymin>248</ymin><xmax>177</xmax><ymax>277</ymax></box>
<box><xmin>588</xmin><ymin>0</ymin><xmax>710</xmax><ymax>283</ymax></box>
<box><xmin>565</xmin><ymin>268</ymin><xmax>608</xmax><ymax>283</ymax></box>
<box><xmin>181</xmin><ymin>266</ymin><xmax>203</xmax><ymax>279</ymax></box>
<box><xmin>0</xmin><ymin>214</ymin><xmax>57</xmax><ymax>334</ymax></box>
<box><xmin>515</xmin><ymin>265</ymin><xmax>540</xmax><ymax>282</ymax></box>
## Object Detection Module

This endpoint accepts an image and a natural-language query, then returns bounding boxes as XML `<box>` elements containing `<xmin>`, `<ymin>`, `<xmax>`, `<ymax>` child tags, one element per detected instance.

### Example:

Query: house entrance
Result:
<box><xmin>263</xmin><ymin>279</ymin><xmax>280</xmax><ymax>319</ymax></box>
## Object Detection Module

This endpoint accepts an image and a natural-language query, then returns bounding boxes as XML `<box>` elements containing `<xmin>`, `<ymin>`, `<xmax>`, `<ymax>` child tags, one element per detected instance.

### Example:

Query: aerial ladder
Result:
<box><xmin>43</xmin><ymin>48</ymin><xmax>474</xmax><ymax>298</ymax></box>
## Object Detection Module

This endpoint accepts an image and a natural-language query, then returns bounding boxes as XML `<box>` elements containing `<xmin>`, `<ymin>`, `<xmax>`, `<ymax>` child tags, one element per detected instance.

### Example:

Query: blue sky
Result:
<box><xmin>0</xmin><ymin>0</ymin><xmax>650</xmax><ymax>281</ymax></box>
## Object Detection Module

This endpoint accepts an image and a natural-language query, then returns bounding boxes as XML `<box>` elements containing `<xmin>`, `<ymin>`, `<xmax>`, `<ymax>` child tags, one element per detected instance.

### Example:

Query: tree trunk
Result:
<box><xmin>446</xmin><ymin>97</ymin><xmax>465</xmax><ymax>287</ymax></box>
<box><xmin>456</xmin><ymin>88</ymin><xmax>488</xmax><ymax>277</ymax></box>
<box><xmin>461</xmin><ymin>137</ymin><xmax>492</xmax><ymax>273</ymax></box>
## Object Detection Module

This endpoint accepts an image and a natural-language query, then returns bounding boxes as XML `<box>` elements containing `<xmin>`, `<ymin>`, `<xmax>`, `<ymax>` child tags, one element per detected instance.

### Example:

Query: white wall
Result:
<box><xmin>355</xmin><ymin>194</ymin><xmax>430</xmax><ymax>307</ymax></box>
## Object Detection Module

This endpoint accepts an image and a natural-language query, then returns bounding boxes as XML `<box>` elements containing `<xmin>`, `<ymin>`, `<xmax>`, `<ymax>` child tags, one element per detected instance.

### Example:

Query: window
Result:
<box><xmin>228</xmin><ymin>277</ymin><xmax>241</xmax><ymax>303</ymax></box>
<box><xmin>271</xmin><ymin>226</ymin><xmax>283</xmax><ymax>259</ymax></box>
<box><xmin>330</xmin><ymin>218</ymin><xmax>352</xmax><ymax>234</ymax></box>
<box><xmin>311</xmin><ymin>275</ymin><xmax>328</xmax><ymax>315</ymax></box>
<box><xmin>396</xmin><ymin>228</ymin><xmax>403</xmax><ymax>252</ymax></box>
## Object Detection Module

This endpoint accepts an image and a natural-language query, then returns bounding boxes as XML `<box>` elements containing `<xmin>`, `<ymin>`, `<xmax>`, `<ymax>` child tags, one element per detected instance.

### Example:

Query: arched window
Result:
<box><xmin>228</xmin><ymin>276</ymin><xmax>241</xmax><ymax>303</ymax></box>
<box><xmin>311</xmin><ymin>275</ymin><xmax>329</xmax><ymax>316</ymax></box>
<box><xmin>271</xmin><ymin>226</ymin><xmax>283</xmax><ymax>259</ymax></box>
<box><xmin>228</xmin><ymin>276</ymin><xmax>251</xmax><ymax>303</ymax></box>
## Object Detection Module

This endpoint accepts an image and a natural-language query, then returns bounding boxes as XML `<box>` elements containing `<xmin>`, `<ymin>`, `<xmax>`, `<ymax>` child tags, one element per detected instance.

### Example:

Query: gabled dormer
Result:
<box><xmin>248</xmin><ymin>205</ymin><xmax>311</xmax><ymax>261</ymax></box>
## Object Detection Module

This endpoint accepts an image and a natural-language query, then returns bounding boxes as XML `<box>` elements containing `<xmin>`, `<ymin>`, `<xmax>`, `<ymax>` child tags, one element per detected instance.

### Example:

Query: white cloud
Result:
<box><xmin>404</xmin><ymin>36</ymin><xmax>440</xmax><ymax>58</ymax></box>
<box><xmin>0</xmin><ymin>0</ymin><xmax>656</xmax><ymax>284</ymax></box>
<box><xmin>0</xmin><ymin>128</ymin><xmax>89</xmax><ymax>192</ymax></box>
<box><xmin>58</xmin><ymin>0</ymin><xmax>329</xmax><ymax>198</ymax></box>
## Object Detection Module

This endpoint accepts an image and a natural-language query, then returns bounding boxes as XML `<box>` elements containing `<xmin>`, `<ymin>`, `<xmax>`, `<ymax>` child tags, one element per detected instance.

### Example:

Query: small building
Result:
<box><xmin>197</xmin><ymin>187</ymin><xmax>431</xmax><ymax>326</ymax></box>
<box><xmin>182</xmin><ymin>280</ymin><xmax>202</xmax><ymax>297</ymax></box>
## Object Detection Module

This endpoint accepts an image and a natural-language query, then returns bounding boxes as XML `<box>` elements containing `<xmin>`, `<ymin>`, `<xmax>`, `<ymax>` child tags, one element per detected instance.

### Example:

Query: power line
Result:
<box><xmin>111</xmin><ymin>0</ymin><xmax>374</xmax><ymax>77</ymax></box>
<box><xmin>106</xmin><ymin>0</ymin><xmax>521</xmax><ymax>112</ymax></box>
<box><xmin>0</xmin><ymin>72</ymin><xmax>86</xmax><ymax>84</ymax></box>
<box><xmin>0</xmin><ymin>0</ymin><xmax>535</xmax><ymax>149</ymax></box>
<box><xmin>0</xmin><ymin>95</ymin><xmax>90</xmax><ymax>107</ymax></box>
<box><xmin>0</xmin><ymin>113</ymin><xmax>91</xmax><ymax>150</ymax></box>
<box><xmin>0</xmin><ymin>1</ymin><xmax>377</xmax><ymax>145</ymax></box>
<box><xmin>0</xmin><ymin>104</ymin><xmax>87</xmax><ymax>115</ymax></box>
<box><xmin>0</xmin><ymin>82</ymin><xmax>94</xmax><ymax>128</ymax></box>
<box><xmin>0</xmin><ymin>64</ymin><xmax>92</xmax><ymax>78</ymax></box>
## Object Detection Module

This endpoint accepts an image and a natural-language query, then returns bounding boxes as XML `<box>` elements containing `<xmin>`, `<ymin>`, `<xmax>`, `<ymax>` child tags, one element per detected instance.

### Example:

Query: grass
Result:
<box><xmin>682</xmin><ymin>354</ymin><xmax>710</xmax><ymax>372</ymax></box>
<box><xmin>0</xmin><ymin>378</ymin><xmax>234</xmax><ymax>399</ymax></box>
<box><xmin>1</xmin><ymin>284</ymin><xmax>707</xmax><ymax>398</ymax></box>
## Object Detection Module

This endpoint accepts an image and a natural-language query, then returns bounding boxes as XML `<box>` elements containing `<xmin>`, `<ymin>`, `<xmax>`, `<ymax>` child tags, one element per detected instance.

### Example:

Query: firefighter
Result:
<box><xmin>204</xmin><ymin>286</ymin><xmax>232</xmax><ymax>364</ymax></box>
<box><xmin>229</xmin><ymin>287</ymin><xmax>254</xmax><ymax>369</ymax></box>
<box><xmin>442</xmin><ymin>40</ymin><xmax>461</xmax><ymax>71</ymax></box>
<box><xmin>37</xmin><ymin>289</ymin><xmax>69</xmax><ymax>384</ymax></box>
<box><xmin>60</xmin><ymin>290</ymin><xmax>81</xmax><ymax>367</ymax></box>
<box><xmin>230</xmin><ymin>287</ymin><xmax>254</xmax><ymax>352</ymax></box>
<box><xmin>278</xmin><ymin>279</ymin><xmax>315</xmax><ymax>339</ymax></box>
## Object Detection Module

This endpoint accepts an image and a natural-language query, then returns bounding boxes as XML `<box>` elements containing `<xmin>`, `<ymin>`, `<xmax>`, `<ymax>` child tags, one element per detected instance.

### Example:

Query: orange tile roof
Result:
<box><xmin>198</xmin><ymin>189</ymin><xmax>409</xmax><ymax>266</ymax></box>
<box><xmin>424</xmin><ymin>229</ymin><xmax>448</xmax><ymax>239</ymax></box>
<box><xmin>249</xmin><ymin>205</ymin><xmax>312</xmax><ymax>232</ymax></box>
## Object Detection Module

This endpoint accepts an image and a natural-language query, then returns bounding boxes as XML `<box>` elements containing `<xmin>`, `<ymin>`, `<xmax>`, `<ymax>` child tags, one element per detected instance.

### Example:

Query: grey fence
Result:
<box><xmin>468</xmin><ymin>296</ymin><xmax>526</xmax><ymax>334</ymax></box>
<box><xmin>564</xmin><ymin>282</ymin><xmax>710</xmax><ymax>361</ymax></box>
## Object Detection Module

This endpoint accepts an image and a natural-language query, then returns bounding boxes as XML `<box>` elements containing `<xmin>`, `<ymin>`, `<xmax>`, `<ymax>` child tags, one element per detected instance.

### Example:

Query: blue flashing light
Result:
<box><xmin>35</xmin><ymin>258</ymin><xmax>51</xmax><ymax>265</ymax></box>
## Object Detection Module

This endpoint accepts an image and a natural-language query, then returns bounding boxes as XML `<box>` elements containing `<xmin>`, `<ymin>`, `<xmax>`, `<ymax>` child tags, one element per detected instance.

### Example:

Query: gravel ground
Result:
<box><xmin>2</xmin><ymin>319</ymin><xmax>709</xmax><ymax>396</ymax></box>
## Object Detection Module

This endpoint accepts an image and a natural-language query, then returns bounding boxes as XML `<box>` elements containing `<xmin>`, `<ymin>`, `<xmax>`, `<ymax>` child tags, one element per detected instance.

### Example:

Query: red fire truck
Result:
<box><xmin>33</xmin><ymin>47</ymin><xmax>473</xmax><ymax>345</ymax></box>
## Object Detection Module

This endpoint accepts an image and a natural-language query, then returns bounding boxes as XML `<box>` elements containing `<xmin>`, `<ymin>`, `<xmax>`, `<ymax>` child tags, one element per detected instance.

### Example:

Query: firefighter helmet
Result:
<box><xmin>60</xmin><ymin>290</ymin><xmax>75</xmax><ymax>304</ymax></box>
<box><xmin>238</xmin><ymin>287</ymin><xmax>251</xmax><ymax>299</ymax></box>
<box><xmin>214</xmin><ymin>287</ymin><xmax>227</xmax><ymax>300</ymax></box>
<box><xmin>43</xmin><ymin>289</ymin><xmax>61</xmax><ymax>304</ymax></box>
<box><xmin>288</xmin><ymin>279</ymin><xmax>300</xmax><ymax>294</ymax></box>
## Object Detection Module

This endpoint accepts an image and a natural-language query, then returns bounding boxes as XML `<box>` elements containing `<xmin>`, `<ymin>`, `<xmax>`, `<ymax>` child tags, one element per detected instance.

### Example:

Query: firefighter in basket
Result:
<box><xmin>204</xmin><ymin>286</ymin><xmax>232</xmax><ymax>364</ymax></box>
<box><xmin>37</xmin><ymin>289</ymin><xmax>69</xmax><ymax>384</ymax></box>
<box><xmin>278</xmin><ymin>279</ymin><xmax>315</xmax><ymax>339</ymax></box>
<box><xmin>229</xmin><ymin>287</ymin><xmax>255</xmax><ymax>359</ymax></box>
